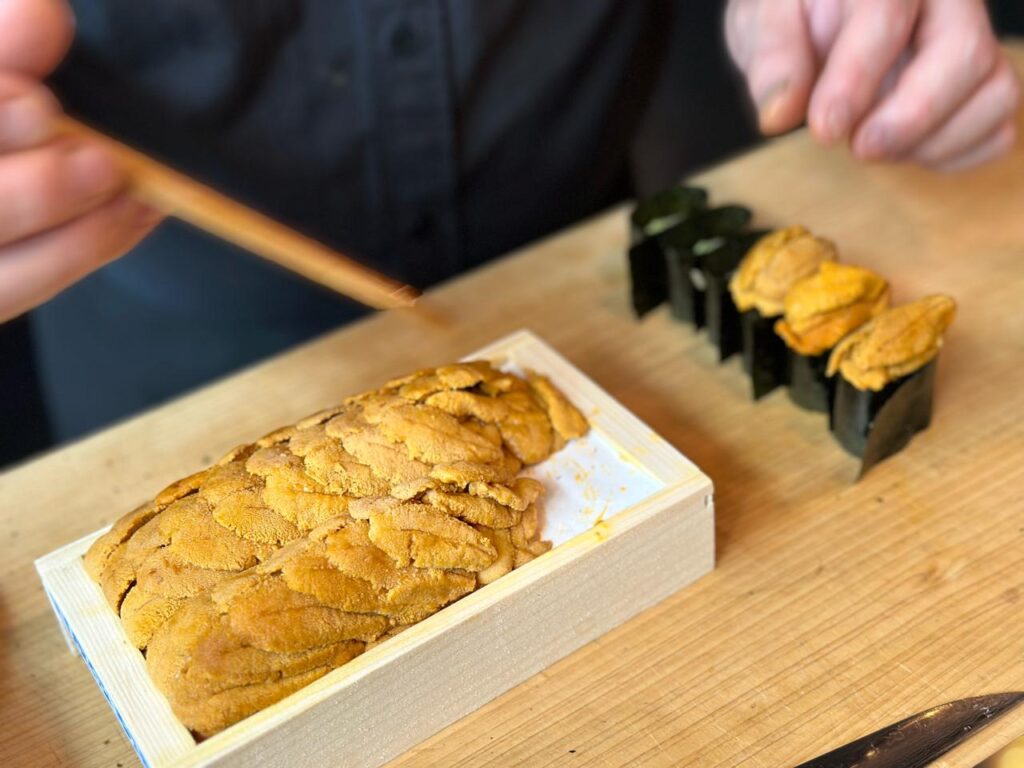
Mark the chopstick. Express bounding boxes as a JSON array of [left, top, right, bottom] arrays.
[[57, 116, 419, 311]]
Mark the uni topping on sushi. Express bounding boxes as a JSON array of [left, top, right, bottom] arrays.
[[827, 295, 957, 391], [775, 262, 890, 356], [729, 225, 838, 317]]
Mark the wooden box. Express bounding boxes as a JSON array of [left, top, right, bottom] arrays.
[[36, 330, 714, 768]]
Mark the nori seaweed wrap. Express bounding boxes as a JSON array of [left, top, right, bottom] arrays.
[[788, 351, 833, 413], [740, 309, 790, 399], [775, 263, 890, 413], [729, 226, 837, 400], [702, 229, 771, 362], [658, 205, 752, 327], [832, 360, 936, 472], [827, 295, 957, 476], [628, 237, 668, 318], [628, 185, 708, 317]]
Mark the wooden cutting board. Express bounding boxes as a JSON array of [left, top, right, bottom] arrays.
[[2, 43, 1024, 768]]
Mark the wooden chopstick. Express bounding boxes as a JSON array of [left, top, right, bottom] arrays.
[[57, 116, 419, 311]]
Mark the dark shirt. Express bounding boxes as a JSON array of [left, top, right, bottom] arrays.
[[30, 0, 752, 441], [55, 1, 668, 284]]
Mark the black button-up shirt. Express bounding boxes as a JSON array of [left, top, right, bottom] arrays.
[[55, 1, 669, 285], [33, 0, 752, 440]]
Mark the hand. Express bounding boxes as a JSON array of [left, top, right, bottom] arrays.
[[0, 0, 162, 323], [726, 0, 1021, 172]]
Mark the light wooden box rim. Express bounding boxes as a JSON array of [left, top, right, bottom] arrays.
[[36, 329, 713, 768]]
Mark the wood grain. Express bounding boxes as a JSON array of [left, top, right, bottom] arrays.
[[4, 46, 1024, 768], [58, 117, 418, 311]]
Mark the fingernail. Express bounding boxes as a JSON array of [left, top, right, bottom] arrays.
[[857, 124, 890, 159], [131, 201, 163, 229], [756, 80, 789, 129], [66, 143, 122, 204], [0, 93, 55, 146], [114, 194, 162, 229]]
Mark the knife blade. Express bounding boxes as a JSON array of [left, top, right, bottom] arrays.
[[796, 692, 1024, 768]]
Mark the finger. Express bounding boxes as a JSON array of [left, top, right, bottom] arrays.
[[807, 0, 921, 145], [729, 0, 818, 135], [725, 0, 756, 70], [0, 193, 162, 322], [909, 56, 1020, 166], [0, 0, 75, 77], [0, 73, 61, 150], [929, 121, 1017, 173], [802, 0, 845, 60], [0, 139, 123, 247], [852, 0, 1000, 160]]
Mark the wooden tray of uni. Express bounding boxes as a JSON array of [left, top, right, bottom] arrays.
[[35, 330, 714, 768]]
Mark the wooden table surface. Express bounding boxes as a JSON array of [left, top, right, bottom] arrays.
[[6, 54, 1024, 768]]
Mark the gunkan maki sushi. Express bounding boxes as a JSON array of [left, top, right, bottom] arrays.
[[701, 229, 771, 362], [658, 204, 752, 328], [827, 295, 957, 475], [729, 226, 837, 399], [775, 262, 890, 413], [628, 185, 708, 317]]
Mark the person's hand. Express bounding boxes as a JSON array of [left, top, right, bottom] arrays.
[[726, 0, 1021, 172], [0, 0, 162, 323]]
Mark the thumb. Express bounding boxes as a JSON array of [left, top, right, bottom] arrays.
[[727, 0, 818, 135], [0, 0, 75, 78]]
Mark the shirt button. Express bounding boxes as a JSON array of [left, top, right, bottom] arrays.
[[390, 22, 420, 58], [328, 68, 350, 88], [326, 56, 351, 88]]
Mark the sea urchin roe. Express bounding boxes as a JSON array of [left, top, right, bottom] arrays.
[[775, 262, 890, 356], [729, 225, 838, 317], [826, 295, 957, 391], [85, 361, 589, 737]]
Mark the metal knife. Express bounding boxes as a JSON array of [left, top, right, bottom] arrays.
[[796, 692, 1024, 768]]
